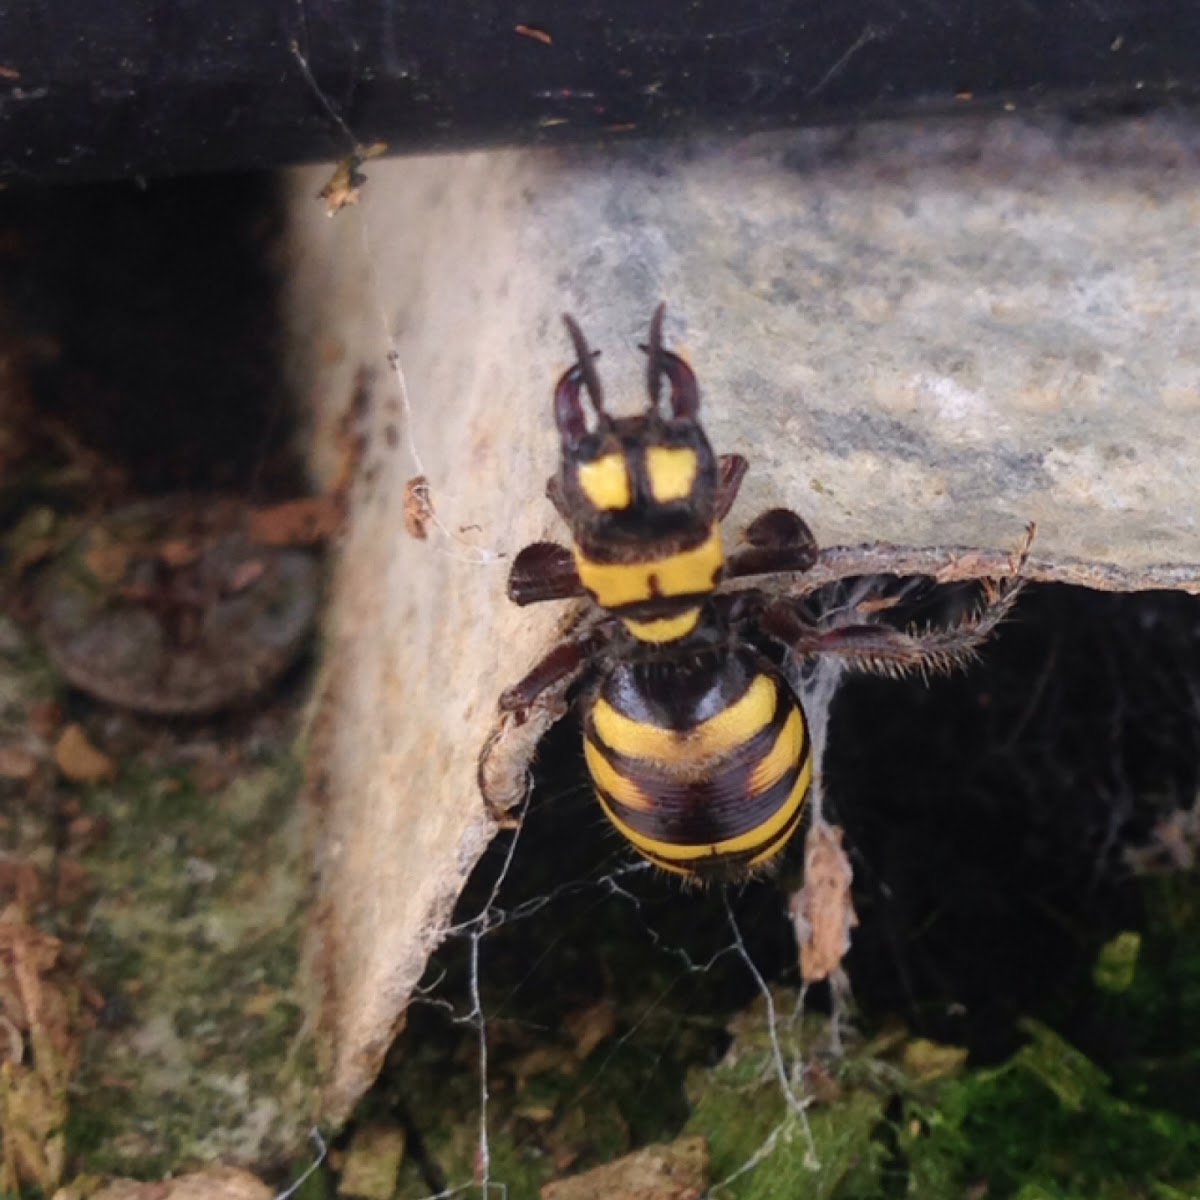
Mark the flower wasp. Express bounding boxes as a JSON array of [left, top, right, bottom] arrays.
[[490, 306, 1023, 881]]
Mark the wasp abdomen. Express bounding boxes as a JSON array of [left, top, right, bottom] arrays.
[[582, 649, 812, 879]]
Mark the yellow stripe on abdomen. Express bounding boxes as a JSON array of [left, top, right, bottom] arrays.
[[584, 737, 653, 812], [591, 674, 777, 766], [574, 527, 723, 610], [595, 752, 812, 868], [748, 707, 804, 795]]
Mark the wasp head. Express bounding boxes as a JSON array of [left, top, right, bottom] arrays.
[[552, 306, 719, 546]]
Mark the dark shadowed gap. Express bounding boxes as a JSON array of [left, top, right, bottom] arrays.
[[381, 583, 1200, 1188]]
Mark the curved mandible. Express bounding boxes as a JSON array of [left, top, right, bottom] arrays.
[[555, 313, 607, 445], [639, 304, 700, 420]]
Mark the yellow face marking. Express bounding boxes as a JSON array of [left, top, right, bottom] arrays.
[[621, 608, 701, 644], [574, 527, 723, 609], [576, 453, 631, 511], [645, 446, 699, 503], [748, 707, 804, 795], [584, 738, 653, 812], [596, 754, 812, 867], [592, 674, 776, 766]]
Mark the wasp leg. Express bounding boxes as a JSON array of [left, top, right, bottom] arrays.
[[760, 577, 1023, 678], [507, 541, 586, 605], [714, 454, 749, 521], [726, 508, 819, 580], [499, 627, 608, 714]]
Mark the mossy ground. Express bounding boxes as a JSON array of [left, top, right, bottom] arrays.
[[66, 744, 319, 1176], [0, 616, 321, 1182], [0, 175, 320, 1192]]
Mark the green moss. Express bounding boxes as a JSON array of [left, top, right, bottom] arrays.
[[682, 998, 889, 1200], [1093, 931, 1141, 995], [67, 743, 318, 1176], [902, 1024, 1200, 1198]]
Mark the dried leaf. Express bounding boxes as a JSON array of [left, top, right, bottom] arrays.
[[338, 1124, 407, 1200], [1, 1062, 66, 1193], [541, 1135, 709, 1200], [564, 1000, 616, 1061], [82, 539, 132, 587], [319, 143, 389, 215], [901, 1037, 969, 1083], [0, 1015, 22, 1065], [241, 986, 280, 1018], [0, 901, 73, 1194], [512, 1045, 578, 1086], [54, 724, 118, 784], [91, 1166, 273, 1200], [789, 821, 859, 984], [158, 538, 202, 569], [0, 746, 38, 780], [0, 863, 41, 911], [249, 496, 340, 547], [54, 858, 93, 907], [402, 475, 433, 540]]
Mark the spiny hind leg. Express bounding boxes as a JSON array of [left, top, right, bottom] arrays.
[[760, 527, 1032, 678], [762, 589, 1017, 678]]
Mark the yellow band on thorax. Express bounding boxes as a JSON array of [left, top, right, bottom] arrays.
[[574, 526, 723, 610], [621, 608, 701, 644]]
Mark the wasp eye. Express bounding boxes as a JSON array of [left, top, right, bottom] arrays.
[[645, 447, 699, 503], [576, 453, 632, 511]]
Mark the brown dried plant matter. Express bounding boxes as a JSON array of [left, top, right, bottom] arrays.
[[317, 142, 389, 216], [541, 1135, 709, 1200], [789, 822, 860, 985], [0, 896, 82, 1195], [401, 475, 434, 541], [89, 1167, 273, 1200]]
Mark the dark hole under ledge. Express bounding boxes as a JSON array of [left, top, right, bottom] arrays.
[[366, 582, 1200, 1197]]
